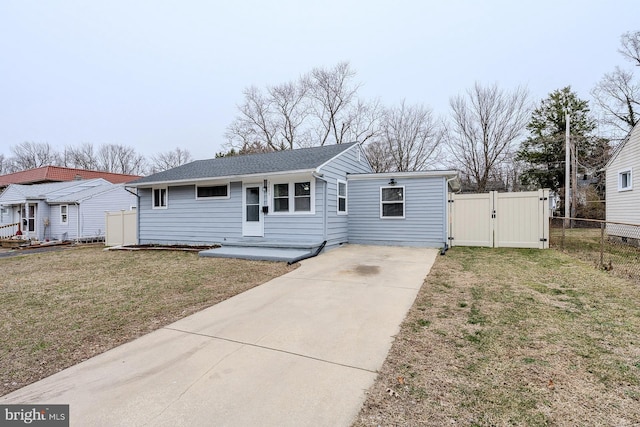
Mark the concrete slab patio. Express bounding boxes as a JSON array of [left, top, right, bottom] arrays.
[[0, 244, 438, 426]]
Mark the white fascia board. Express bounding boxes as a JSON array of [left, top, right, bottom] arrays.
[[128, 169, 317, 188], [347, 170, 459, 180]]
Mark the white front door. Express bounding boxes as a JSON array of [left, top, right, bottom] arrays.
[[242, 184, 263, 237]]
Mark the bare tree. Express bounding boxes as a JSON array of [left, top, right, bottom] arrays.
[[343, 98, 383, 145], [226, 78, 310, 152], [97, 144, 147, 175], [270, 81, 312, 149], [591, 67, 639, 135], [371, 101, 443, 172], [620, 31, 640, 66], [225, 62, 380, 151], [10, 142, 61, 170], [150, 147, 193, 173], [0, 154, 16, 174], [309, 62, 360, 145], [364, 139, 393, 173], [63, 143, 99, 170], [592, 32, 640, 139], [447, 83, 530, 192]]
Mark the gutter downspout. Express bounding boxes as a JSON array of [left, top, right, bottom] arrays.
[[312, 171, 329, 242], [287, 240, 327, 265], [75, 202, 80, 243], [125, 187, 140, 244]]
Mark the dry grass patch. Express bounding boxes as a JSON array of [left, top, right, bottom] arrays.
[[0, 245, 295, 396], [354, 247, 640, 426]]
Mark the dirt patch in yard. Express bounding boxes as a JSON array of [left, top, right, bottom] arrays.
[[0, 245, 295, 397], [354, 247, 640, 426]]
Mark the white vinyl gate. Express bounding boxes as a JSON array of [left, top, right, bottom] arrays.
[[448, 190, 550, 249], [105, 210, 137, 246]]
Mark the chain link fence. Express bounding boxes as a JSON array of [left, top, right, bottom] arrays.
[[550, 217, 640, 283]]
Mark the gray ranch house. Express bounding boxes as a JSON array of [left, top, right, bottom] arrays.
[[127, 143, 459, 251], [605, 122, 640, 241], [0, 179, 137, 241]]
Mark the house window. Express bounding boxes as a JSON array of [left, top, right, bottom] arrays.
[[294, 182, 311, 212], [619, 169, 632, 191], [273, 183, 289, 212], [381, 186, 405, 218], [196, 184, 229, 199], [272, 180, 314, 214], [153, 188, 167, 209], [60, 205, 68, 224], [337, 180, 347, 214]]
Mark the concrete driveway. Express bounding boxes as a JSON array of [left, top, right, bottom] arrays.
[[1, 244, 437, 426]]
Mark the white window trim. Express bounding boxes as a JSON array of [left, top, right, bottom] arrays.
[[269, 176, 315, 215], [337, 179, 347, 215], [60, 205, 68, 225], [380, 185, 405, 219], [152, 187, 168, 209], [618, 168, 632, 192], [195, 183, 230, 200]]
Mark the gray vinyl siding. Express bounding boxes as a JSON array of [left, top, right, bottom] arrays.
[[317, 144, 373, 246], [49, 204, 77, 241], [606, 125, 640, 231], [79, 187, 136, 239], [137, 145, 372, 246], [46, 187, 136, 240], [138, 182, 243, 245], [347, 176, 447, 247], [263, 179, 324, 243]]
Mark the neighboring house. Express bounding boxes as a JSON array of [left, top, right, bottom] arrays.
[[0, 179, 136, 241], [128, 143, 460, 248], [0, 166, 140, 192], [605, 122, 640, 239]]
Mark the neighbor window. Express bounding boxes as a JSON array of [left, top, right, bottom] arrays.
[[381, 186, 405, 218], [337, 180, 347, 214], [60, 205, 68, 224], [272, 180, 314, 214], [619, 169, 632, 191], [153, 188, 167, 208], [196, 184, 229, 199]]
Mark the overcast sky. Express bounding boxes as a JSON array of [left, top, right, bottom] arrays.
[[1, 0, 638, 161]]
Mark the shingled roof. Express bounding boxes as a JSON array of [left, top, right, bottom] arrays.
[[0, 166, 141, 187], [129, 143, 360, 186]]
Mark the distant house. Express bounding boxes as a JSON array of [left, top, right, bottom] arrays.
[[0, 179, 136, 241], [0, 166, 140, 192], [605, 122, 640, 239], [128, 143, 460, 249]]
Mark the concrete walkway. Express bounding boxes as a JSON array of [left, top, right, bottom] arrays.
[[1, 244, 438, 426]]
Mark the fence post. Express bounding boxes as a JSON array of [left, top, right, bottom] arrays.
[[561, 218, 566, 251], [600, 222, 605, 269], [121, 210, 125, 247]]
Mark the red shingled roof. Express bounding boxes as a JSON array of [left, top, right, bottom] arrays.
[[0, 166, 141, 187]]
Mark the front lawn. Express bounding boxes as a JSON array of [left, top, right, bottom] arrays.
[[0, 246, 294, 396], [355, 247, 640, 426]]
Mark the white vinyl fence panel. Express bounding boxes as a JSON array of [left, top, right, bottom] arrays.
[[105, 210, 137, 246], [449, 190, 549, 249]]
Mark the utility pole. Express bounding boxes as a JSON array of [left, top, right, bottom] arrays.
[[565, 109, 571, 222]]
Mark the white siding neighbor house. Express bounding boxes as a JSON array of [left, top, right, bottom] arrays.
[[605, 123, 640, 239], [127, 143, 460, 250], [0, 179, 136, 241]]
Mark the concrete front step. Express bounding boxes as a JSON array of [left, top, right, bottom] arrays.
[[199, 246, 314, 262], [217, 238, 324, 250]]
